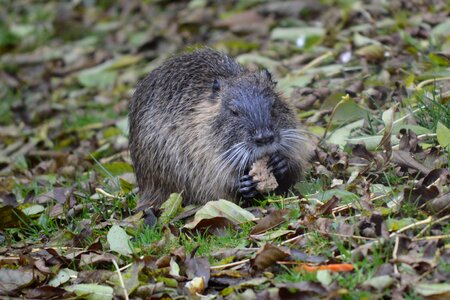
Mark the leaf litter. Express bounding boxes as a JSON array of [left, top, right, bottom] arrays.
[[0, 0, 449, 299]]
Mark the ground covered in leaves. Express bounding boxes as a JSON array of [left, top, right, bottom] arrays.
[[1, 0, 449, 299]]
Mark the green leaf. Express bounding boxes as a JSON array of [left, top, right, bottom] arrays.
[[431, 18, 450, 40], [78, 70, 117, 88], [316, 270, 332, 286], [95, 162, 134, 177], [110, 263, 142, 296], [314, 189, 359, 204], [436, 122, 450, 148], [356, 44, 385, 62], [326, 119, 364, 146], [107, 225, 133, 256], [65, 284, 114, 300], [119, 177, 134, 193], [270, 27, 325, 43], [415, 283, 450, 297], [346, 135, 400, 150], [159, 193, 183, 225], [184, 199, 255, 229], [362, 275, 395, 290], [278, 74, 314, 95], [236, 53, 285, 75], [107, 55, 142, 70], [386, 218, 417, 231], [49, 268, 78, 287], [21, 204, 45, 216], [330, 100, 369, 125]]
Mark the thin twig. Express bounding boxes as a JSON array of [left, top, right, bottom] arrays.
[[393, 235, 399, 274], [294, 51, 333, 75], [96, 187, 120, 199], [280, 233, 312, 245], [413, 234, 450, 241], [119, 262, 133, 272], [416, 77, 450, 90], [112, 259, 129, 300], [318, 231, 377, 241], [415, 215, 450, 238], [210, 259, 249, 270], [390, 216, 433, 237]]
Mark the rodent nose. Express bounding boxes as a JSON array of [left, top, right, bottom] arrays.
[[254, 131, 275, 146]]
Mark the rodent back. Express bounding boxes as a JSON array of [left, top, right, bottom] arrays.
[[134, 49, 245, 114]]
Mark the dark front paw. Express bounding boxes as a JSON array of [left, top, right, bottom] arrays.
[[268, 153, 289, 178], [239, 174, 259, 199]]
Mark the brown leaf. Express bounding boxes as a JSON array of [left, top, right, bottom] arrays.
[[0, 268, 35, 296], [316, 196, 340, 216], [405, 185, 439, 206], [185, 257, 210, 288], [134, 283, 165, 298], [289, 249, 327, 264], [23, 286, 68, 299], [75, 270, 115, 284], [0, 205, 31, 229], [250, 244, 290, 271], [356, 44, 385, 63], [392, 150, 430, 174], [36, 187, 75, 205], [171, 246, 186, 263], [398, 129, 419, 153], [352, 143, 376, 161], [250, 208, 290, 235], [357, 213, 389, 239], [277, 281, 327, 298], [211, 248, 255, 261], [394, 254, 436, 274], [79, 253, 117, 267], [184, 216, 237, 235], [426, 192, 450, 214], [421, 168, 449, 186], [215, 10, 270, 35]]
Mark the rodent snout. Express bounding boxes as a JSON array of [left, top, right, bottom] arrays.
[[254, 130, 275, 146]]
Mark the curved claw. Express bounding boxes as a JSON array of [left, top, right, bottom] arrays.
[[268, 153, 289, 177], [238, 174, 259, 199]]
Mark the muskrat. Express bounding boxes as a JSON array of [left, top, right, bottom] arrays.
[[129, 48, 309, 212]]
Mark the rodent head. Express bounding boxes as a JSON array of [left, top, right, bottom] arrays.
[[210, 70, 303, 173]]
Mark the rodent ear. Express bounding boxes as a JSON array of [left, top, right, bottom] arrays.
[[262, 69, 276, 85], [212, 79, 221, 93]]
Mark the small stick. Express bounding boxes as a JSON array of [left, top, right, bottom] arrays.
[[415, 215, 450, 238], [295, 51, 334, 75], [317, 231, 377, 241], [96, 188, 120, 199], [112, 259, 129, 300], [413, 234, 450, 241], [119, 262, 133, 272], [416, 77, 450, 90], [210, 259, 249, 270], [281, 233, 311, 245], [389, 216, 433, 237], [392, 235, 399, 274]]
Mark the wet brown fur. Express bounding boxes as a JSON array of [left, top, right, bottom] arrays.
[[129, 48, 309, 210]]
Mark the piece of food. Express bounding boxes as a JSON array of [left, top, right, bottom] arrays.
[[249, 156, 278, 193]]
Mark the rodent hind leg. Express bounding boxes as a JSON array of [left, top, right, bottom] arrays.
[[238, 174, 259, 199]]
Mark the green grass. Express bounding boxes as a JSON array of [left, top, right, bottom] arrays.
[[132, 221, 253, 259], [275, 264, 317, 283], [414, 88, 450, 131]]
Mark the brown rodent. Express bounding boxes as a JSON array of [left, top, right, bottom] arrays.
[[129, 48, 309, 211]]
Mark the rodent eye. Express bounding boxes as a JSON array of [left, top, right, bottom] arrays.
[[229, 106, 239, 116]]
